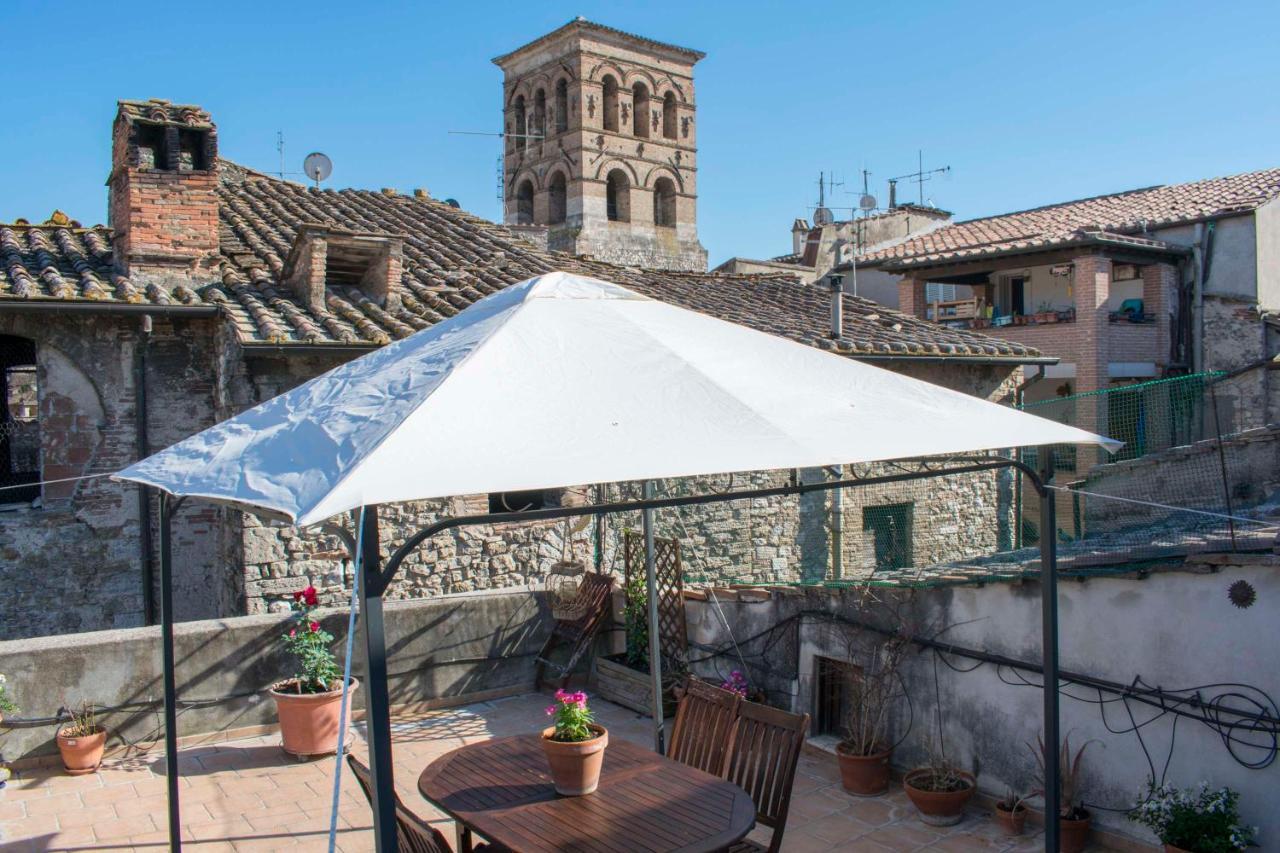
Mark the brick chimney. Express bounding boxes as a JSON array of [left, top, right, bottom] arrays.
[[108, 99, 221, 284]]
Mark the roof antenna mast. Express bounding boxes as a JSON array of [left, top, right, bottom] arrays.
[[888, 150, 950, 208]]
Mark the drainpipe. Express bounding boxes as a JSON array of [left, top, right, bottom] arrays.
[[828, 275, 844, 339], [1013, 366, 1046, 550], [1192, 222, 1216, 374], [135, 315, 155, 625]]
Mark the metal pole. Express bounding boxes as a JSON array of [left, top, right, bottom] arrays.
[[643, 481, 664, 753], [1037, 448, 1061, 853], [358, 505, 398, 853], [158, 492, 182, 851]]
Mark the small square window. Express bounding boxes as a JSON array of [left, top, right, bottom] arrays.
[[862, 503, 913, 571]]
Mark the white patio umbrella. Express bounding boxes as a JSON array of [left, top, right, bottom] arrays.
[[115, 270, 1115, 853], [117, 271, 1116, 524]]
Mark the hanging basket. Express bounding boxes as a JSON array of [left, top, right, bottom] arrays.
[[547, 560, 588, 620]]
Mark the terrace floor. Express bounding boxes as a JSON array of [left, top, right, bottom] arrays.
[[0, 692, 1111, 852]]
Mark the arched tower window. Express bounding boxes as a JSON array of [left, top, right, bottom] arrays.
[[532, 89, 546, 148], [515, 179, 534, 224], [662, 92, 678, 140], [512, 95, 527, 152], [606, 170, 630, 222], [653, 177, 677, 227], [632, 83, 650, 138], [602, 76, 619, 132], [1, 334, 39, 502], [554, 79, 569, 134], [548, 172, 567, 224]]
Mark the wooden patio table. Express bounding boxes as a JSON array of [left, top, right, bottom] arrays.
[[418, 734, 756, 852]]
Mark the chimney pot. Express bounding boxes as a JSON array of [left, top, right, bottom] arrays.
[[381, 187, 397, 197], [413, 188, 429, 198], [828, 275, 844, 339]]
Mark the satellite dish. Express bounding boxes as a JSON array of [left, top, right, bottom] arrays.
[[302, 152, 333, 185], [813, 206, 835, 226], [859, 193, 877, 212]]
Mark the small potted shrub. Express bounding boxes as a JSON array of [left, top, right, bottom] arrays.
[[1030, 734, 1098, 853], [56, 701, 107, 775], [0, 673, 16, 724], [903, 754, 975, 826], [1129, 780, 1256, 852], [994, 785, 1029, 836], [541, 689, 608, 796], [268, 586, 357, 757]]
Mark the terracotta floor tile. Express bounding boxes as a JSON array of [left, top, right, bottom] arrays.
[[52, 803, 118, 829], [93, 813, 158, 840]]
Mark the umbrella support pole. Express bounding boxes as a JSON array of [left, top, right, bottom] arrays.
[[642, 481, 664, 753], [1037, 448, 1061, 853], [358, 505, 399, 853], [159, 492, 183, 852]]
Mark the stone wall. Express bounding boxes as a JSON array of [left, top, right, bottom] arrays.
[[684, 555, 1280, 848], [0, 313, 227, 640], [0, 589, 549, 761]]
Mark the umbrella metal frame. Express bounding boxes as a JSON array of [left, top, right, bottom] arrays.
[[155, 451, 1065, 853]]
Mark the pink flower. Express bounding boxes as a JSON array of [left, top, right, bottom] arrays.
[[309, 621, 320, 633], [554, 689, 571, 702], [546, 705, 557, 715], [288, 628, 297, 637]]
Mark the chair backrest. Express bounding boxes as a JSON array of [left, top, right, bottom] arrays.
[[667, 676, 741, 776], [555, 572, 614, 640], [347, 754, 453, 853], [723, 701, 809, 853]]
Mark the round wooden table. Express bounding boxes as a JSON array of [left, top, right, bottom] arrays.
[[419, 734, 756, 852]]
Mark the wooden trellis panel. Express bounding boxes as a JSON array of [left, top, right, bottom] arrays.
[[623, 529, 687, 664]]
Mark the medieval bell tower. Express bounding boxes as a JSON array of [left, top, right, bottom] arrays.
[[493, 18, 708, 271]]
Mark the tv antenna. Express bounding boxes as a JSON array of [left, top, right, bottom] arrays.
[[302, 152, 333, 189], [856, 168, 877, 215], [277, 132, 285, 179], [812, 171, 837, 225], [449, 129, 545, 219], [888, 150, 950, 207]]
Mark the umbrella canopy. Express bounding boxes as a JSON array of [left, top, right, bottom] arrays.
[[115, 271, 1118, 526]]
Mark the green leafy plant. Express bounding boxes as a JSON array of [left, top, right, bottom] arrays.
[[997, 784, 1028, 813], [622, 572, 649, 670], [281, 586, 340, 694], [59, 701, 101, 737], [0, 673, 16, 714], [545, 689, 597, 743], [1129, 780, 1255, 852]]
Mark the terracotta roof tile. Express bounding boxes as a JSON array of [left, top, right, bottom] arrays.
[[861, 167, 1280, 268], [0, 162, 1042, 361]]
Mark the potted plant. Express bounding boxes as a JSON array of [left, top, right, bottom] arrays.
[[834, 623, 912, 797], [1030, 733, 1098, 853], [1129, 780, 1256, 852], [0, 673, 16, 724], [994, 785, 1029, 836], [903, 755, 976, 826], [56, 701, 107, 775], [595, 569, 682, 716], [541, 689, 608, 796], [268, 585, 357, 757]]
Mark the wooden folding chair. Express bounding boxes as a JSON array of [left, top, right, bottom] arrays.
[[534, 571, 614, 689], [347, 753, 459, 853], [667, 676, 741, 776], [721, 701, 810, 853]]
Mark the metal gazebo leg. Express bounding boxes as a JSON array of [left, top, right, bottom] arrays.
[[159, 491, 182, 851], [643, 481, 664, 753], [358, 505, 398, 853], [1037, 448, 1061, 853]]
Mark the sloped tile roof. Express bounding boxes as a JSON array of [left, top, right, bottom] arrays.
[[861, 167, 1280, 269], [0, 162, 1042, 361]]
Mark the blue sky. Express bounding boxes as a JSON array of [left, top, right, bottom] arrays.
[[2, 1, 1277, 266]]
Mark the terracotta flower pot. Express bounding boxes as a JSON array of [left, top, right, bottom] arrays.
[[1059, 810, 1092, 853], [541, 724, 608, 796], [903, 768, 975, 826], [57, 727, 107, 775], [836, 744, 892, 796], [994, 803, 1026, 836], [269, 678, 358, 757]]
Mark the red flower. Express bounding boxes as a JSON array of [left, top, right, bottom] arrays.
[[288, 628, 297, 637], [309, 621, 320, 633], [302, 586, 318, 606], [293, 590, 303, 601]]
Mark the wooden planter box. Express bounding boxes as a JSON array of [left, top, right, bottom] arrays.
[[593, 655, 676, 717]]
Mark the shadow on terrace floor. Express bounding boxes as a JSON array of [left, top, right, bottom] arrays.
[[0, 692, 1112, 852]]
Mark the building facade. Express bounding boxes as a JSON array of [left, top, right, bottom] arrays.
[[493, 19, 708, 271]]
